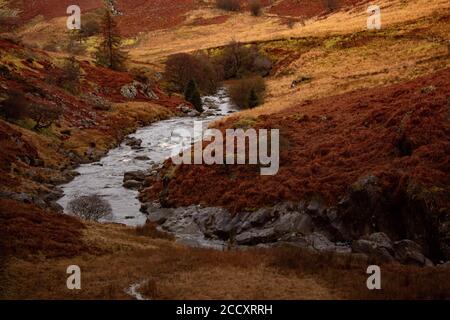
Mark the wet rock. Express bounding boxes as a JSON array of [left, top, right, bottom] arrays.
[[352, 234, 395, 263], [143, 202, 174, 224], [365, 232, 394, 253], [272, 212, 313, 235], [134, 156, 150, 161], [187, 110, 200, 117], [238, 207, 275, 232], [161, 206, 202, 235], [123, 170, 146, 182], [194, 207, 233, 239], [177, 104, 191, 114], [306, 198, 327, 217], [393, 240, 433, 266], [124, 137, 142, 148], [123, 180, 142, 190], [305, 232, 350, 253], [147, 208, 174, 224], [235, 227, 278, 245], [202, 110, 216, 117]]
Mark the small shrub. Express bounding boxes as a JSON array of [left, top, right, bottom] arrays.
[[216, 0, 241, 12], [28, 103, 62, 130], [218, 41, 272, 79], [228, 76, 265, 109], [0, 91, 28, 121], [164, 53, 219, 94], [67, 194, 112, 221], [250, 0, 262, 17], [286, 18, 295, 29], [184, 79, 203, 112], [324, 0, 339, 12], [59, 56, 82, 94], [66, 30, 86, 55]]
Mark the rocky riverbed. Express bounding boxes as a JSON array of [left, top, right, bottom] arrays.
[[57, 88, 237, 226], [54, 87, 449, 267]]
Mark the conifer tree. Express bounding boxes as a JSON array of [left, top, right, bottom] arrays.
[[248, 87, 259, 108], [94, 7, 127, 71], [184, 79, 203, 113]]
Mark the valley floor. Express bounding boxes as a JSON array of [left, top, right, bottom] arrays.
[[1, 0, 450, 300], [1, 200, 449, 300]]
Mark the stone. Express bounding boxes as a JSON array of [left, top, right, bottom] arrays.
[[123, 180, 142, 190], [121, 84, 138, 99], [147, 208, 174, 224], [306, 198, 327, 217], [134, 156, 150, 161], [193, 207, 233, 239], [187, 110, 200, 117], [238, 207, 274, 232], [123, 170, 146, 182], [305, 232, 340, 252], [273, 212, 313, 235], [235, 227, 278, 245], [437, 261, 450, 269], [161, 206, 202, 235], [393, 239, 432, 266], [352, 239, 395, 262], [365, 232, 394, 253], [124, 137, 142, 148]]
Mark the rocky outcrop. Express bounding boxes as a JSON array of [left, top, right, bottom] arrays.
[[140, 197, 437, 265], [0, 191, 63, 213], [123, 170, 146, 189], [120, 84, 138, 99], [124, 137, 142, 149]]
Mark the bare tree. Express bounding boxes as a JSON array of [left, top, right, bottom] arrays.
[[28, 104, 62, 130], [67, 195, 112, 221]]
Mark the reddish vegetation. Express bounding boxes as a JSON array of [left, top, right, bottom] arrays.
[[116, 0, 195, 36], [0, 121, 38, 172], [17, 0, 103, 21], [147, 69, 450, 213], [0, 199, 90, 259], [0, 37, 184, 196], [269, 0, 366, 18], [16, 0, 196, 36]]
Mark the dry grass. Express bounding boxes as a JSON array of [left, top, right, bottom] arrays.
[[135, 221, 175, 241], [2, 220, 449, 300], [129, 0, 450, 63]]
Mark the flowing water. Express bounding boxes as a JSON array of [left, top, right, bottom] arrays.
[[57, 88, 236, 226]]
